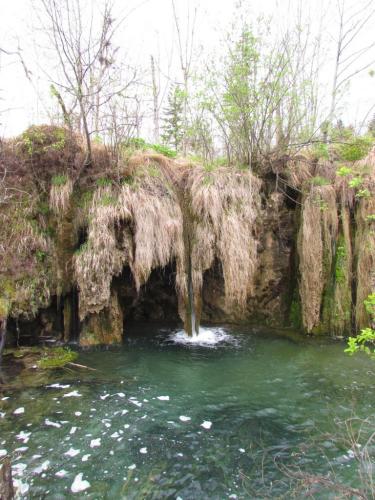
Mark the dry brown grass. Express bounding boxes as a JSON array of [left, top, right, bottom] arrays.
[[74, 156, 184, 319], [49, 177, 73, 214], [187, 166, 262, 312], [298, 185, 339, 332], [354, 158, 375, 330]]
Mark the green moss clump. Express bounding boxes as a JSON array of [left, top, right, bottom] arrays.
[[310, 176, 330, 186], [51, 174, 68, 186], [37, 347, 78, 369], [335, 242, 347, 283]]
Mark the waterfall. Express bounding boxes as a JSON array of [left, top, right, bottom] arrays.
[[187, 252, 199, 337]]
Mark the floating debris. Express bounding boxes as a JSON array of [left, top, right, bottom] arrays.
[[71, 473, 90, 493]]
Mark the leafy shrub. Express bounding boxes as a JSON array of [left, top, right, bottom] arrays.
[[338, 136, 373, 162], [337, 165, 352, 177], [151, 144, 177, 158]]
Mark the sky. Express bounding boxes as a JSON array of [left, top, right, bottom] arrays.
[[0, 0, 374, 138]]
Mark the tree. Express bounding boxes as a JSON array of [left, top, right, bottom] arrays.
[[171, 0, 197, 156], [327, 0, 375, 138], [39, 0, 127, 165], [150, 55, 160, 143], [161, 85, 184, 151]]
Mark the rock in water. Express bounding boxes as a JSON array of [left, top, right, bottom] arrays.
[[0, 458, 15, 500], [71, 473, 90, 493]]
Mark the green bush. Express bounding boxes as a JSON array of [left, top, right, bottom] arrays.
[[151, 143, 177, 158], [338, 136, 373, 162]]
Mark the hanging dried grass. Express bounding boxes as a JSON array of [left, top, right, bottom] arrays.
[[187, 167, 261, 312], [298, 185, 339, 332], [49, 177, 73, 214]]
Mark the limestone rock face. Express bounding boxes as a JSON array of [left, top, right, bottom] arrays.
[[80, 291, 123, 347]]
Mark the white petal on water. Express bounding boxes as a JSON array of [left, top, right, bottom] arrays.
[[128, 464, 136, 470], [13, 479, 29, 495], [74, 411, 82, 416], [124, 424, 130, 429], [12, 463, 27, 477], [82, 454, 90, 462], [70, 427, 77, 435], [14, 407, 25, 415], [179, 416, 191, 422], [110, 432, 119, 438], [45, 419, 61, 428], [47, 383, 70, 389], [129, 400, 142, 407], [157, 396, 170, 401], [14, 447, 28, 453], [117, 437, 123, 442], [177, 453, 183, 457], [71, 473, 90, 493], [239, 448, 245, 453], [34, 460, 50, 474], [121, 410, 128, 416], [16, 431, 31, 443], [56, 470, 68, 478], [63, 391, 82, 398], [201, 421, 212, 430], [100, 394, 110, 400], [140, 447, 147, 454], [0, 412, 5, 418], [90, 438, 101, 448], [117, 392, 125, 398], [1, 397, 9, 400], [0, 449, 7, 457], [64, 448, 80, 457]]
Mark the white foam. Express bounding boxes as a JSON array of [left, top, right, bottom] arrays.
[[168, 327, 238, 347], [71, 473, 90, 493], [74, 411, 82, 416], [0, 449, 7, 457], [140, 447, 147, 454], [14, 407, 25, 415], [128, 464, 136, 470], [82, 454, 90, 462]]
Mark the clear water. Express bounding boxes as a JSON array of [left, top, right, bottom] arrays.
[[1, 325, 374, 499]]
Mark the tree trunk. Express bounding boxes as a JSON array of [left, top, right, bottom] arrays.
[[0, 317, 7, 368], [0, 458, 14, 500], [150, 55, 160, 143]]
